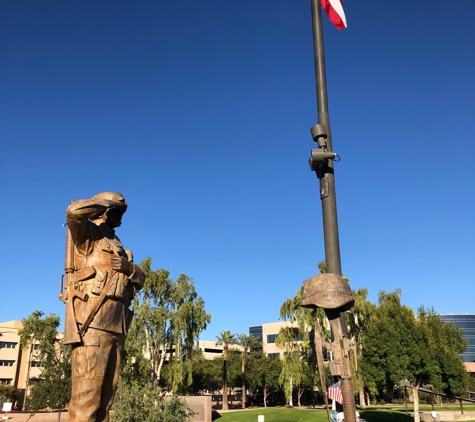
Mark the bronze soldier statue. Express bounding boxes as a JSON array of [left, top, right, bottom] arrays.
[[60, 192, 144, 422]]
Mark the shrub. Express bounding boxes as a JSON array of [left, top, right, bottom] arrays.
[[111, 381, 192, 422]]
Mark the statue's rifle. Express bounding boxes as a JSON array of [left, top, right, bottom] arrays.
[[60, 222, 87, 344]]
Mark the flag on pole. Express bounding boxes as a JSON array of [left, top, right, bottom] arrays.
[[321, 0, 347, 30], [328, 381, 344, 404]]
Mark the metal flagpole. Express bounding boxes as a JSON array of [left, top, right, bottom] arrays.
[[308, 1, 357, 421]]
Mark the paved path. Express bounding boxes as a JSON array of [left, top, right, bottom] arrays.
[[2, 412, 68, 422]]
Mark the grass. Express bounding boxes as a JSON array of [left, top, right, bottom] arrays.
[[212, 407, 475, 422], [213, 408, 412, 422]]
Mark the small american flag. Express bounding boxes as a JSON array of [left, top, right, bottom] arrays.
[[328, 382, 343, 404]]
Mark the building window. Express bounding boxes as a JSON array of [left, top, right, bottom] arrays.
[[0, 342, 17, 349], [31, 361, 43, 368], [203, 348, 222, 354], [0, 379, 12, 384], [442, 314, 475, 362], [249, 326, 263, 342], [267, 334, 278, 344], [0, 360, 14, 367], [267, 353, 280, 358], [31, 344, 40, 351]]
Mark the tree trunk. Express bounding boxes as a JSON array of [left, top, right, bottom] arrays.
[[436, 394, 442, 406], [353, 340, 366, 409], [23, 338, 35, 411], [298, 387, 304, 407], [241, 350, 246, 409], [365, 391, 370, 407], [412, 385, 420, 422], [264, 387, 268, 408], [222, 346, 229, 410], [288, 376, 293, 407], [156, 343, 168, 385], [358, 376, 366, 409], [146, 324, 155, 383]]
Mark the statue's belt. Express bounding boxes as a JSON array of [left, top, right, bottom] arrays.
[[78, 268, 119, 337], [67, 264, 112, 285]]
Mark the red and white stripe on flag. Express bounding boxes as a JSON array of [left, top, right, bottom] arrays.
[[321, 0, 347, 30], [328, 382, 344, 404]]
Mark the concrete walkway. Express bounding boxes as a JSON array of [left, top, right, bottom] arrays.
[[1, 412, 67, 422]]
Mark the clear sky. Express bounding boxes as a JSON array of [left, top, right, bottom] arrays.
[[1, 0, 474, 341]]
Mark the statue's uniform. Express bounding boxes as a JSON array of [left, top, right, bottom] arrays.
[[64, 196, 144, 422]]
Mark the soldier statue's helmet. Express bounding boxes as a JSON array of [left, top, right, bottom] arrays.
[[91, 192, 128, 219], [300, 273, 354, 312]]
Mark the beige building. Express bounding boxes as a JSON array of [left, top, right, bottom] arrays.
[[250, 320, 305, 358], [464, 362, 475, 373], [195, 340, 242, 360], [0, 321, 44, 391], [195, 323, 296, 360]]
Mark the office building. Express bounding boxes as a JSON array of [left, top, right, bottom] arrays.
[[249, 321, 303, 358], [441, 314, 475, 372], [0, 320, 43, 391]]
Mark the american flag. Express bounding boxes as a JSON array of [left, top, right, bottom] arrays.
[[321, 0, 347, 30], [328, 382, 343, 404]]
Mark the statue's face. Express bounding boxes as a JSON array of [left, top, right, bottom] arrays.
[[105, 207, 124, 228]]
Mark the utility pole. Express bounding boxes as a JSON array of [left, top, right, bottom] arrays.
[[301, 1, 357, 422]]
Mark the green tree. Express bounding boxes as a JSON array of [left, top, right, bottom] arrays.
[[278, 282, 323, 407], [418, 306, 468, 399], [362, 290, 426, 412], [246, 353, 283, 407], [19, 311, 71, 421], [345, 288, 376, 408], [111, 380, 192, 422], [216, 329, 236, 410], [27, 344, 71, 421], [0, 384, 20, 408], [275, 331, 308, 407], [187, 350, 221, 395], [235, 333, 261, 409], [128, 258, 211, 391], [361, 290, 468, 422], [226, 349, 245, 397]]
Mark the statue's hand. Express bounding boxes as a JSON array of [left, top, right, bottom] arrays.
[[111, 256, 134, 276]]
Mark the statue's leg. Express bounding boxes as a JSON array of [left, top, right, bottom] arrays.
[[69, 329, 116, 422], [96, 333, 125, 422], [68, 330, 102, 422]]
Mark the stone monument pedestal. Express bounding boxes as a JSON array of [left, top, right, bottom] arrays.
[[184, 396, 212, 422]]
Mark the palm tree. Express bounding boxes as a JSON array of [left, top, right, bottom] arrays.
[[216, 330, 236, 410], [236, 333, 261, 409]]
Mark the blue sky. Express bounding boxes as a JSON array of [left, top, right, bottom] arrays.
[[1, 0, 474, 341]]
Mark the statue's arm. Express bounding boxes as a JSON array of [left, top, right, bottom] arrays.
[[129, 264, 145, 290], [66, 197, 123, 254], [110, 246, 145, 290], [110, 255, 145, 290]]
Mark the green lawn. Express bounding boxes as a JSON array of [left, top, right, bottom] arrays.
[[213, 408, 411, 422], [212, 407, 475, 422]]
